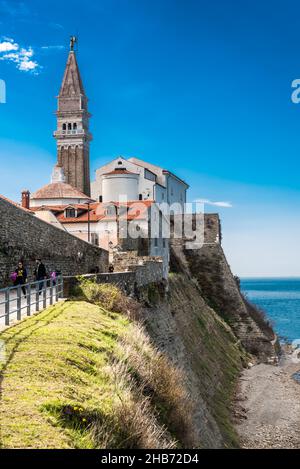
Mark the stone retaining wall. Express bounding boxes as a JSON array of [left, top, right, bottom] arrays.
[[0, 196, 109, 287]]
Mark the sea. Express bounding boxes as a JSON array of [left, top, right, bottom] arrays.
[[241, 278, 300, 344]]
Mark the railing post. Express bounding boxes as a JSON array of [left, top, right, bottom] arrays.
[[50, 279, 53, 305], [36, 282, 40, 311], [17, 285, 21, 321], [5, 289, 9, 326], [60, 277, 63, 299], [27, 283, 31, 316], [55, 278, 59, 302], [43, 280, 47, 309]]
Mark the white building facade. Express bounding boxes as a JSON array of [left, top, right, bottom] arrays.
[[91, 156, 189, 212]]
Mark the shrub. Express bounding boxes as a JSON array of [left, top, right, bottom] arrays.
[[76, 279, 141, 321]]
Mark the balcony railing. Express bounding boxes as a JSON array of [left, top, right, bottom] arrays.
[[53, 129, 85, 136]]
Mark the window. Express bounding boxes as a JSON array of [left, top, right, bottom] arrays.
[[62, 123, 66, 131], [99, 195, 103, 203], [73, 123, 77, 130], [91, 233, 99, 246], [139, 194, 143, 200], [65, 208, 76, 218], [163, 239, 166, 248], [154, 238, 158, 247], [144, 168, 156, 182], [68, 123, 72, 130]]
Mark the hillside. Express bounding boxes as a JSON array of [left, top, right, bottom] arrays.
[[0, 286, 196, 449], [170, 215, 279, 362], [0, 268, 278, 449]]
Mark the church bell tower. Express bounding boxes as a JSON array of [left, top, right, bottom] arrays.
[[54, 37, 92, 196]]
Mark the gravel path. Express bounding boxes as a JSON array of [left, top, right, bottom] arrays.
[[235, 355, 300, 448]]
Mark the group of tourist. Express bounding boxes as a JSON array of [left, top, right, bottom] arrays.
[[11, 259, 53, 297]]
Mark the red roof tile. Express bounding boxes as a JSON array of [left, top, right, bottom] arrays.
[[103, 169, 139, 176], [31, 182, 91, 200], [30, 200, 154, 224]]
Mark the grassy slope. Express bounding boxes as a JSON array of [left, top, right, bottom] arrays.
[[0, 289, 194, 449], [168, 275, 244, 446], [0, 301, 130, 448], [142, 274, 245, 448]]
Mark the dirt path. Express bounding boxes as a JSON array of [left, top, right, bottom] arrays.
[[235, 355, 300, 448]]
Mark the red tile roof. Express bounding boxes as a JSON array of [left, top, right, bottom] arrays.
[[103, 169, 139, 176], [30, 200, 154, 224], [31, 182, 91, 200]]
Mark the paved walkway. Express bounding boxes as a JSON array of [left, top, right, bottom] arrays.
[[0, 286, 57, 330]]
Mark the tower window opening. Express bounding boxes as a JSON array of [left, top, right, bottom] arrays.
[[73, 123, 77, 130], [62, 123, 66, 131], [68, 123, 72, 130]]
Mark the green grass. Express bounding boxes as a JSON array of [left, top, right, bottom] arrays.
[[0, 300, 131, 448], [0, 284, 194, 449]]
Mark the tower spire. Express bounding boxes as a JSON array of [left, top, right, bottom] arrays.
[[53, 39, 92, 196]]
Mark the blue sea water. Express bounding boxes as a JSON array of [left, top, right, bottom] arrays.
[[240, 278, 300, 343]]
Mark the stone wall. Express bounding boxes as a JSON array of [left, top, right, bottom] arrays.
[[170, 213, 221, 245], [63, 259, 164, 297], [113, 251, 162, 271], [169, 214, 278, 363], [0, 196, 109, 287]]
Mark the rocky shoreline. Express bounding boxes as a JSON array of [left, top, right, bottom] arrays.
[[234, 350, 300, 449]]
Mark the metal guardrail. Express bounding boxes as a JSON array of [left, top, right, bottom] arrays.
[[0, 276, 64, 327]]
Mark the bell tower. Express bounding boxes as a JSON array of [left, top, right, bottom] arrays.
[[54, 37, 92, 196]]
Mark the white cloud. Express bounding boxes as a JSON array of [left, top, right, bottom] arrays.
[[0, 40, 19, 52], [41, 45, 64, 50], [195, 198, 233, 208], [0, 37, 40, 74]]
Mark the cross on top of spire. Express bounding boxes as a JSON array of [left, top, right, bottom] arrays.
[[70, 36, 77, 51]]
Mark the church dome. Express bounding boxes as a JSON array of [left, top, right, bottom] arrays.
[[30, 182, 93, 208], [31, 182, 90, 200]]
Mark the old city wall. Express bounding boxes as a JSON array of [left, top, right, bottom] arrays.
[[0, 197, 109, 286]]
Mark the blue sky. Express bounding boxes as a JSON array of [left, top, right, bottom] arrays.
[[1, 0, 300, 276]]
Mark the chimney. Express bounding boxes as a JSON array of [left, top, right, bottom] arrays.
[[21, 190, 30, 209]]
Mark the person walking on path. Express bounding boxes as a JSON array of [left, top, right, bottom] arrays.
[[13, 261, 28, 297], [34, 259, 47, 294]]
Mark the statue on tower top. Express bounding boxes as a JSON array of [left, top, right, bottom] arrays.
[[70, 36, 77, 51]]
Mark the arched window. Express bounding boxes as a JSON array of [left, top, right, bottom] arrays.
[[62, 123, 66, 131], [73, 123, 77, 130], [68, 123, 72, 130]]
